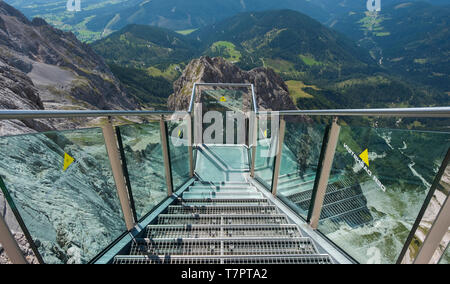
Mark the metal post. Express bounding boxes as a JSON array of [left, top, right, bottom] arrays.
[[398, 148, 450, 264], [271, 116, 286, 196], [102, 117, 135, 231], [250, 114, 258, 178], [187, 114, 194, 178], [160, 116, 174, 196], [0, 214, 27, 264], [414, 194, 450, 264], [413, 157, 450, 264], [309, 117, 341, 229]]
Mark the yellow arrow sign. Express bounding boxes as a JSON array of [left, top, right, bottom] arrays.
[[63, 153, 75, 171], [359, 149, 369, 167], [264, 129, 268, 138], [220, 96, 227, 102]]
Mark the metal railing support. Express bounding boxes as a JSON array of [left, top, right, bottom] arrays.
[[250, 114, 258, 178], [413, 153, 450, 264], [308, 117, 341, 229], [102, 117, 135, 231], [271, 116, 286, 196], [414, 194, 450, 264], [398, 148, 450, 264], [160, 116, 174, 196], [187, 114, 194, 178], [0, 214, 27, 264]]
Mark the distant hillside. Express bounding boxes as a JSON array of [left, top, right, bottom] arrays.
[[92, 24, 197, 69], [192, 10, 376, 80], [5, 0, 328, 42], [331, 1, 450, 93], [91, 24, 199, 108], [92, 9, 447, 111]]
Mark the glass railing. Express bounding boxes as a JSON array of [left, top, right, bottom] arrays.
[[167, 118, 191, 189], [0, 111, 191, 264], [0, 128, 126, 264], [116, 122, 167, 221], [253, 114, 277, 188], [275, 121, 327, 219], [256, 112, 450, 264], [191, 83, 255, 145], [439, 244, 450, 264], [317, 126, 450, 264]]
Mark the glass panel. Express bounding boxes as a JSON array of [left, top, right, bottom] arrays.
[[0, 128, 126, 264], [118, 123, 167, 221], [276, 121, 327, 218], [317, 126, 450, 264], [254, 115, 278, 188], [167, 119, 191, 189], [195, 85, 252, 145], [195, 145, 248, 182], [439, 243, 450, 264]]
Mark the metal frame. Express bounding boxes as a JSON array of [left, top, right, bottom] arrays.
[[0, 213, 27, 264], [115, 127, 138, 222], [102, 117, 135, 231], [271, 116, 286, 196], [397, 148, 450, 264], [308, 117, 341, 229], [0, 105, 449, 264], [414, 193, 450, 264], [187, 114, 194, 178], [0, 175, 44, 264], [160, 116, 174, 196]]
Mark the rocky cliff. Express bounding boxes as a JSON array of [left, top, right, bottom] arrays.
[[168, 56, 297, 111], [0, 1, 138, 120]]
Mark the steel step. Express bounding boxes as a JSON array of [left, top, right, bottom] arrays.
[[189, 185, 255, 190], [157, 214, 288, 225], [182, 192, 263, 199], [113, 254, 333, 264], [167, 205, 278, 215], [146, 224, 302, 239], [188, 187, 257, 193], [182, 198, 269, 206], [128, 238, 318, 256]]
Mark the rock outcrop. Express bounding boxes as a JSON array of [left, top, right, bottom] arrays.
[[168, 56, 297, 111], [0, 1, 138, 116]]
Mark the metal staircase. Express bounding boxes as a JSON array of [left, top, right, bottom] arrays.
[[112, 181, 333, 264]]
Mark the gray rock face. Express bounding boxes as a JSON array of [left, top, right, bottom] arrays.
[[168, 56, 297, 111], [0, 1, 138, 111]]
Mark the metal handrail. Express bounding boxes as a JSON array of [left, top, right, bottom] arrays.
[[1, 106, 449, 121], [0, 110, 185, 120], [257, 107, 450, 117]]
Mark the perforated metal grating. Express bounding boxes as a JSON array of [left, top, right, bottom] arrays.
[[129, 238, 318, 256], [168, 205, 278, 215], [113, 255, 333, 264], [113, 181, 334, 264], [157, 214, 289, 225], [146, 224, 302, 239]]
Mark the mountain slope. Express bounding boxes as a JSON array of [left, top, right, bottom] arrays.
[[0, 1, 138, 113], [192, 9, 376, 80], [5, 0, 329, 42], [92, 24, 197, 69], [331, 1, 450, 92]]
